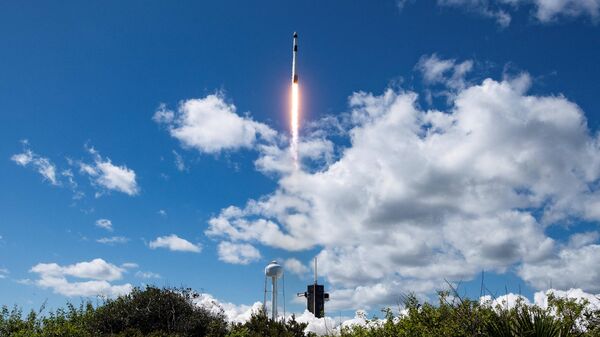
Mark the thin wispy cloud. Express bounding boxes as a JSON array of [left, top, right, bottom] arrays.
[[97, 236, 129, 244], [11, 142, 59, 186]]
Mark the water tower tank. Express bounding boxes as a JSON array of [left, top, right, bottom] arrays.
[[265, 260, 283, 278]]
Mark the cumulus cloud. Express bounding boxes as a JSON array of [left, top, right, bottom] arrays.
[[154, 94, 277, 153], [284, 258, 310, 277], [480, 293, 531, 309], [201, 59, 600, 309], [0, 268, 9, 279], [149, 234, 202, 253], [217, 241, 261, 265], [480, 288, 600, 313], [11, 143, 59, 185], [29, 258, 131, 297], [95, 218, 113, 231], [533, 288, 600, 310], [79, 146, 139, 196], [193, 292, 264, 323], [518, 243, 600, 291]]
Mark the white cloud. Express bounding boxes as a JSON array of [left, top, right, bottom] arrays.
[[479, 288, 600, 314], [154, 93, 277, 153], [135, 271, 161, 279], [518, 243, 600, 292], [217, 241, 261, 265], [79, 147, 139, 196], [158, 209, 168, 217], [152, 103, 175, 124], [11, 146, 59, 185], [532, 0, 600, 22], [95, 219, 113, 231], [567, 231, 599, 248], [31, 258, 124, 281], [204, 61, 600, 309], [480, 293, 531, 309], [284, 258, 310, 277], [149, 234, 201, 253], [97, 236, 129, 244], [435, 0, 600, 25], [11, 151, 33, 166], [533, 288, 600, 310], [416, 54, 473, 91], [29, 258, 131, 297], [193, 292, 263, 323], [0, 268, 9, 279]]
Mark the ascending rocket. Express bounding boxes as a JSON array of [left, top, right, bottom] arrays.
[[292, 32, 298, 83]]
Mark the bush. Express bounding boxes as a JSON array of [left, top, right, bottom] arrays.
[[88, 286, 228, 337], [2, 286, 599, 336]]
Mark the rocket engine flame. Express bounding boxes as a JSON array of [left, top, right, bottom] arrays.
[[291, 82, 299, 166]]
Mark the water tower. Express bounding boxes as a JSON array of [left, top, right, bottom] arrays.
[[264, 260, 284, 320]]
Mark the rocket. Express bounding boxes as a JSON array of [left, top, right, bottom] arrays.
[[292, 32, 298, 83]]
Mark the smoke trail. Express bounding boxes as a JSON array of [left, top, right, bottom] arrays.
[[291, 82, 299, 167]]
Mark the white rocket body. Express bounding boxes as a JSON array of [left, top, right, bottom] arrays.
[[292, 32, 298, 83]]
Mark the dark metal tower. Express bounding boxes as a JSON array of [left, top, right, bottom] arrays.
[[297, 258, 329, 318]]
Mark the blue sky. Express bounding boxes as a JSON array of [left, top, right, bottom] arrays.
[[2, 0, 600, 319]]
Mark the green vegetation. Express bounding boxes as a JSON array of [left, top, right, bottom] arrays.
[[1, 287, 598, 336]]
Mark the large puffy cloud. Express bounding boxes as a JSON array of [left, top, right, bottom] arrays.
[[154, 94, 276, 153], [200, 61, 600, 310], [29, 258, 132, 297], [519, 243, 600, 292]]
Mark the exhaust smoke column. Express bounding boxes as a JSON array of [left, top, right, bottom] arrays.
[[290, 32, 300, 167]]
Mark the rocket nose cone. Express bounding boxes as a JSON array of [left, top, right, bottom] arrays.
[[293, 32, 298, 38]]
